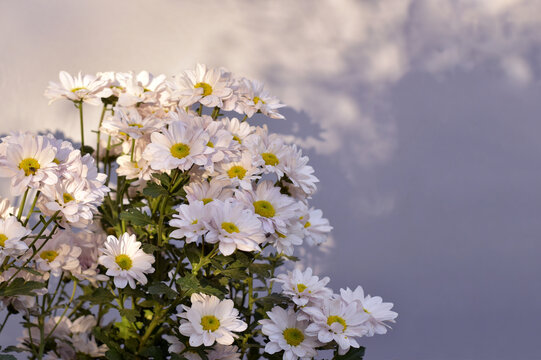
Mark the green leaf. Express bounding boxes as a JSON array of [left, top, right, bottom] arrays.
[[249, 263, 273, 278], [335, 347, 366, 359], [0, 355, 17, 360], [254, 294, 289, 308], [148, 282, 177, 300], [105, 349, 124, 360], [143, 182, 169, 197], [119, 308, 140, 322], [0, 278, 46, 297], [114, 316, 139, 340], [176, 274, 200, 296], [119, 208, 154, 226]]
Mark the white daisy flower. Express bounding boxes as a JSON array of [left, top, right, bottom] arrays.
[[184, 179, 233, 205], [205, 199, 265, 256], [169, 201, 209, 244], [269, 222, 304, 256], [178, 293, 247, 347], [260, 306, 318, 360], [162, 335, 186, 355], [116, 153, 153, 186], [142, 120, 211, 171], [0, 133, 59, 195], [303, 298, 369, 354], [101, 106, 164, 140], [235, 180, 298, 234], [203, 121, 241, 171], [67, 227, 108, 285], [300, 207, 332, 246], [282, 145, 319, 197], [245, 130, 289, 177], [221, 117, 254, 145], [275, 267, 332, 307], [215, 152, 262, 191], [172, 63, 234, 108], [207, 344, 241, 360], [235, 78, 286, 120], [0, 216, 30, 261], [339, 286, 398, 336], [98, 233, 155, 289], [45, 71, 112, 105], [116, 71, 167, 107], [35, 232, 82, 279]]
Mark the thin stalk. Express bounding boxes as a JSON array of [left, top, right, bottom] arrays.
[[43, 280, 78, 345], [17, 187, 30, 220], [0, 311, 11, 333], [130, 138, 136, 162], [78, 101, 85, 150]]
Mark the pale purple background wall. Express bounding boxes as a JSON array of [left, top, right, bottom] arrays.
[[1, 1, 541, 359]]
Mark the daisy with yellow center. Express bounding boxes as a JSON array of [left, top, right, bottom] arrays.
[[275, 267, 332, 307], [98, 233, 155, 289], [169, 201, 208, 244], [216, 152, 262, 191], [259, 306, 318, 360], [101, 106, 164, 140], [236, 78, 286, 119], [44, 70, 112, 105], [0, 216, 30, 262], [184, 179, 233, 205], [35, 231, 83, 279], [178, 293, 247, 347]]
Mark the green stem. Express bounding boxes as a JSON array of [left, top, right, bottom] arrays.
[[23, 190, 40, 226], [17, 187, 30, 221], [42, 280, 78, 347], [0, 311, 10, 334], [78, 101, 85, 150], [96, 104, 108, 165], [137, 305, 164, 354], [241, 115, 248, 122], [211, 106, 220, 119], [130, 138, 136, 162]]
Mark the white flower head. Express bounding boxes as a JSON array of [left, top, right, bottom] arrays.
[[303, 297, 370, 354], [184, 178, 233, 205], [235, 180, 298, 234], [0, 216, 30, 261], [215, 151, 262, 190], [236, 78, 286, 120], [169, 201, 209, 244], [205, 199, 265, 256], [35, 230, 82, 279], [101, 106, 165, 140], [282, 145, 319, 198], [143, 120, 212, 171], [221, 117, 254, 145], [98, 233, 155, 289], [268, 222, 304, 256], [45, 71, 112, 105], [116, 71, 167, 107], [178, 293, 247, 347], [340, 286, 398, 336], [301, 207, 332, 246], [275, 267, 332, 307], [0, 133, 59, 195], [260, 306, 319, 360], [172, 63, 234, 108]]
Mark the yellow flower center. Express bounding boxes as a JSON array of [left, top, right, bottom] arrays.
[[19, 158, 41, 176], [0, 234, 7, 247], [221, 222, 240, 234], [253, 200, 275, 218], [170, 143, 190, 159], [327, 315, 347, 331], [232, 135, 242, 144], [40, 250, 59, 263], [70, 87, 87, 92], [297, 283, 308, 293], [227, 165, 247, 179], [115, 254, 133, 270], [363, 308, 371, 314], [128, 123, 143, 128], [53, 158, 60, 165], [304, 221, 311, 228], [202, 198, 213, 205], [253, 96, 266, 105], [62, 193, 74, 203], [191, 219, 198, 225], [194, 82, 213, 96], [261, 152, 279, 166], [207, 141, 214, 148], [276, 231, 286, 238], [282, 328, 304, 346], [200, 315, 220, 331]]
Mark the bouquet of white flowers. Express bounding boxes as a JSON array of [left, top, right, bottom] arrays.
[[0, 64, 397, 360]]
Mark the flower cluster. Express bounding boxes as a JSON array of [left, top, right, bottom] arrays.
[[0, 64, 397, 360]]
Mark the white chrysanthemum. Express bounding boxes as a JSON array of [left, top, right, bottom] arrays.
[[235, 180, 298, 234], [35, 231, 82, 279], [116, 153, 153, 186], [260, 306, 318, 360], [184, 179, 233, 205], [0, 216, 30, 261], [98, 233, 155, 289], [169, 201, 209, 244], [45, 71, 112, 105], [246, 130, 289, 177], [205, 199, 265, 256], [269, 222, 304, 256], [339, 286, 398, 336], [207, 344, 241, 360], [0, 134, 59, 195], [39, 178, 99, 228], [116, 71, 167, 106], [235, 78, 286, 120], [203, 121, 240, 171], [67, 227, 108, 285], [275, 268, 332, 307], [221, 117, 254, 145], [282, 145, 318, 197], [143, 120, 211, 171], [303, 298, 369, 354], [215, 152, 262, 190], [172, 63, 234, 108], [19, 316, 73, 357], [101, 106, 164, 140], [70, 315, 108, 357], [301, 207, 332, 246], [178, 293, 247, 347]]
